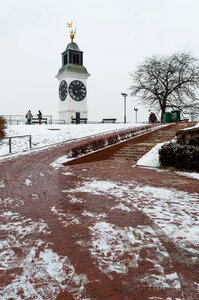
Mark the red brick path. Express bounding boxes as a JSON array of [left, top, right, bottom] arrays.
[[0, 137, 199, 299]]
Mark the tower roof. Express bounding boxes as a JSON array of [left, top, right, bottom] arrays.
[[66, 42, 81, 51], [57, 63, 89, 76]]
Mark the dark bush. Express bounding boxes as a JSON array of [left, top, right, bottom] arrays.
[[188, 138, 199, 146], [159, 142, 199, 171], [0, 116, 6, 140], [106, 134, 119, 145], [176, 127, 199, 146]]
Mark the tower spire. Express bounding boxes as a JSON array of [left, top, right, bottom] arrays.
[[66, 21, 76, 42]]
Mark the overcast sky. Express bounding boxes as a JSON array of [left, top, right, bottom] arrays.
[[1, 0, 199, 122]]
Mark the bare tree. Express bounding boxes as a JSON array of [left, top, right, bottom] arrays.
[[129, 52, 199, 122]]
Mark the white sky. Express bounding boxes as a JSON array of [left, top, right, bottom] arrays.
[[1, 0, 199, 122]]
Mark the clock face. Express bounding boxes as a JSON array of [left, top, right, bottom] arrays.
[[59, 80, 68, 101], [69, 80, 87, 101]]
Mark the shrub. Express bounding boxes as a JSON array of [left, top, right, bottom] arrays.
[[176, 127, 199, 146], [0, 116, 6, 140], [159, 142, 199, 171]]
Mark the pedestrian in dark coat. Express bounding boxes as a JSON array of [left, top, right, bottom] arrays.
[[37, 110, 42, 124], [149, 112, 157, 123]]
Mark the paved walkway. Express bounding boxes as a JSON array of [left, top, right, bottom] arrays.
[[0, 139, 199, 300]]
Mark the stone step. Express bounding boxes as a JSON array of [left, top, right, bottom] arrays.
[[114, 150, 152, 156], [115, 145, 154, 151], [147, 136, 175, 140], [123, 144, 155, 149]]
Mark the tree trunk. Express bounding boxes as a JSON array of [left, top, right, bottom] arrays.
[[161, 107, 166, 123]]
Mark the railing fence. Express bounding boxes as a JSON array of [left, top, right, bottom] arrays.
[[3, 135, 32, 153], [3, 115, 53, 125]]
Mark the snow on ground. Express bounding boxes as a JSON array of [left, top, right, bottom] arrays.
[[0, 208, 89, 300], [66, 179, 199, 285], [137, 142, 165, 168], [174, 171, 199, 180], [51, 206, 80, 227], [89, 222, 180, 287], [68, 179, 199, 255]]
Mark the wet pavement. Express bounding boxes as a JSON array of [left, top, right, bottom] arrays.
[[0, 140, 199, 300]]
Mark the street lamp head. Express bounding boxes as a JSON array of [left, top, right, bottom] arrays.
[[121, 93, 127, 97], [134, 108, 138, 123]]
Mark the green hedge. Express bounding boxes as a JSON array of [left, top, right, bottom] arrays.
[[159, 142, 199, 171]]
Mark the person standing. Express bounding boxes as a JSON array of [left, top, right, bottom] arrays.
[[149, 111, 157, 123], [37, 110, 42, 124], [25, 110, 33, 124]]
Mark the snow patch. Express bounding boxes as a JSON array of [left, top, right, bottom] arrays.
[[111, 203, 131, 212], [32, 193, 39, 200], [89, 221, 180, 288], [50, 155, 68, 169], [82, 210, 107, 219], [0, 197, 24, 207], [0, 180, 5, 187], [0, 211, 89, 299], [25, 178, 32, 186], [51, 206, 80, 227], [69, 180, 129, 197], [73, 179, 199, 256], [69, 196, 84, 204], [137, 142, 165, 168], [175, 171, 199, 180], [62, 171, 73, 176]]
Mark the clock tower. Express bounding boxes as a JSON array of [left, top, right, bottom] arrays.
[[55, 23, 90, 123]]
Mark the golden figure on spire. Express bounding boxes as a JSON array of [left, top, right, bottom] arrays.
[[66, 21, 76, 42]]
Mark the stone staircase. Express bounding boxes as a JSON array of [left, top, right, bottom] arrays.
[[113, 142, 154, 163], [111, 123, 194, 163]]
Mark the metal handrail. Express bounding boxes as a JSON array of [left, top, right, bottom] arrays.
[[3, 135, 32, 153]]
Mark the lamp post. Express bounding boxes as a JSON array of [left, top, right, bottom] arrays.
[[134, 108, 138, 123], [121, 93, 127, 123]]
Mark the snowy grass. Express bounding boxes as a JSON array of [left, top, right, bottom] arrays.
[[0, 123, 141, 156]]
